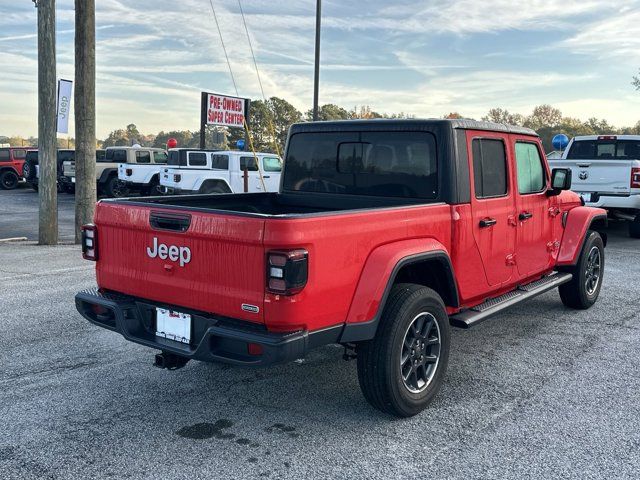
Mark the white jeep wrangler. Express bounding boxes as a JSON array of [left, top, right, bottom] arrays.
[[160, 149, 282, 195]]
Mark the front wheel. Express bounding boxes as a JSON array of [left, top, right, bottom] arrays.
[[356, 284, 450, 417], [559, 230, 604, 309], [0, 170, 19, 190]]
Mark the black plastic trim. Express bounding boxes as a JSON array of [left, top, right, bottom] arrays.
[[339, 250, 459, 343], [75, 288, 343, 367]]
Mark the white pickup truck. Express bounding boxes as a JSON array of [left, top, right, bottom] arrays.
[[160, 149, 282, 195], [118, 150, 169, 195], [549, 135, 640, 237]]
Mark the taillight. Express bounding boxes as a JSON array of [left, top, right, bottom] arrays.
[[267, 249, 308, 295], [632, 168, 640, 189], [174, 174, 181, 182], [81, 224, 98, 261], [597, 135, 617, 141]]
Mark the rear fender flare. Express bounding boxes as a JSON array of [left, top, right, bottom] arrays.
[[557, 206, 608, 266], [339, 238, 459, 343], [198, 178, 232, 193], [98, 168, 117, 184]]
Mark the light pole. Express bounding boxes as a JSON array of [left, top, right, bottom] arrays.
[[312, 0, 321, 121]]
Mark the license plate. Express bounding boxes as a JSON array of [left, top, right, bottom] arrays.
[[156, 308, 191, 344]]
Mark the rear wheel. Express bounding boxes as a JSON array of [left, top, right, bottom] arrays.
[[200, 183, 227, 194], [105, 175, 129, 198], [629, 215, 640, 239], [559, 230, 604, 309], [144, 177, 160, 196], [356, 284, 450, 417], [0, 170, 19, 190]]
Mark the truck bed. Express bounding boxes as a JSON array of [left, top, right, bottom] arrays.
[[108, 192, 433, 217]]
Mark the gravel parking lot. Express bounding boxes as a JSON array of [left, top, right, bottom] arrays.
[[1, 188, 639, 479]]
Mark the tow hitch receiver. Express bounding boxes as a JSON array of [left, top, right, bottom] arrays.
[[154, 352, 190, 370]]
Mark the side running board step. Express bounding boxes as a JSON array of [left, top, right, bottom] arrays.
[[449, 272, 573, 329]]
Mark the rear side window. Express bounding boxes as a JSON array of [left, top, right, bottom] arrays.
[[0, 150, 9, 161], [263, 157, 282, 172], [567, 140, 596, 159], [105, 149, 127, 162], [211, 154, 229, 170], [283, 131, 438, 198], [239, 156, 259, 172], [153, 151, 168, 164], [472, 138, 508, 198], [135, 151, 151, 164], [515, 142, 545, 194], [13, 149, 27, 159], [188, 152, 207, 167]]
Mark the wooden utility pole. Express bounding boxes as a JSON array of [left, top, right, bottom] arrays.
[[37, 0, 58, 245], [74, 0, 96, 243], [312, 0, 322, 121]]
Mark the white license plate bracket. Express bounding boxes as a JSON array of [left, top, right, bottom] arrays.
[[156, 308, 191, 344]]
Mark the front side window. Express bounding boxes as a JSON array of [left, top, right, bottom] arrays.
[[263, 157, 282, 172], [515, 142, 545, 194], [239, 156, 259, 172], [211, 154, 229, 170], [188, 152, 207, 167], [283, 131, 438, 198], [153, 151, 168, 164], [136, 151, 151, 164], [472, 138, 508, 199]]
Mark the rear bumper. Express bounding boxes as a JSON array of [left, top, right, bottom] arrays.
[[75, 288, 342, 367], [161, 186, 194, 195], [580, 192, 640, 211]]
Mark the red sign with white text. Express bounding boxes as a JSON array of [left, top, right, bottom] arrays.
[[206, 93, 247, 128]]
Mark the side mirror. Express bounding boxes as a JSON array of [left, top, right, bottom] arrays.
[[548, 168, 572, 196]]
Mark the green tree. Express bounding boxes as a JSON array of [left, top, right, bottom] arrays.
[[247, 97, 302, 155], [633, 69, 639, 90], [524, 105, 563, 131], [153, 130, 199, 149], [306, 104, 353, 121], [482, 108, 525, 126]]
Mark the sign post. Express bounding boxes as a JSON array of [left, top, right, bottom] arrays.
[[200, 91, 250, 149], [56, 79, 73, 134]]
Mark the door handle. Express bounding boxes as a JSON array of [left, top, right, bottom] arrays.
[[262, 175, 270, 179], [519, 212, 533, 221], [479, 218, 497, 228]]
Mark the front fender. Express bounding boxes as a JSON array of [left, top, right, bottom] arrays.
[[557, 206, 607, 266]]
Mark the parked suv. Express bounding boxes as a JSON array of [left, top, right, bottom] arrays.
[[64, 146, 167, 197], [76, 119, 606, 417], [548, 135, 640, 237], [0, 146, 35, 190], [160, 149, 282, 195], [23, 149, 90, 193], [117, 149, 169, 195]]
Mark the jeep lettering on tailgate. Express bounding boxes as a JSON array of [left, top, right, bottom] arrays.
[[146, 237, 191, 267]]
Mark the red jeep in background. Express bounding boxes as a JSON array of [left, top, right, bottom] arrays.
[[75, 119, 607, 417], [0, 146, 35, 189]]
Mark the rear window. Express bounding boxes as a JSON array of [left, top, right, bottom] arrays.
[[105, 149, 127, 162], [135, 151, 151, 164], [211, 154, 229, 170], [58, 150, 75, 162], [188, 152, 207, 167], [240, 156, 259, 172], [567, 139, 640, 160], [283, 131, 438, 198]]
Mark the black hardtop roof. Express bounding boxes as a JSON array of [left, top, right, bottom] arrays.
[[289, 118, 538, 137]]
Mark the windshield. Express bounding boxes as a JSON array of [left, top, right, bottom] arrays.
[[283, 131, 438, 198], [567, 139, 640, 160]]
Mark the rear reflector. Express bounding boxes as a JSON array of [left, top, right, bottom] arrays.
[[247, 343, 263, 356], [632, 168, 640, 189], [81, 224, 98, 261], [267, 249, 308, 295]]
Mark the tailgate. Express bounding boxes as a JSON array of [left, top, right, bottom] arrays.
[[94, 202, 266, 323], [551, 158, 635, 195]]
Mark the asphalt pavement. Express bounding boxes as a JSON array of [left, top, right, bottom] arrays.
[[1, 188, 639, 479]]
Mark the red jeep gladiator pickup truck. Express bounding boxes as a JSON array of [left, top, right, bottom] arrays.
[[76, 119, 607, 417]]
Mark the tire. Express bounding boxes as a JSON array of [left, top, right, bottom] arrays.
[[0, 170, 19, 190], [200, 183, 227, 194], [356, 284, 451, 417], [23, 161, 36, 181], [629, 216, 640, 239], [104, 175, 129, 198], [144, 177, 160, 196], [559, 230, 604, 310]]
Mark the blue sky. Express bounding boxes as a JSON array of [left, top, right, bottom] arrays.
[[0, 0, 639, 138]]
